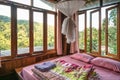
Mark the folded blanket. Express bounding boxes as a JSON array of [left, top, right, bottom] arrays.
[[32, 68, 55, 79], [32, 68, 66, 80], [34, 62, 56, 72]]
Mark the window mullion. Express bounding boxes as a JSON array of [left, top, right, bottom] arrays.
[[43, 12, 47, 53], [85, 12, 87, 52], [54, 14, 57, 51], [29, 9, 33, 54], [99, 9, 101, 56], [90, 9, 100, 55], [117, 4, 120, 59], [11, 5, 17, 58], [105, 9, 108, 56], [90, 13, 92, 53]]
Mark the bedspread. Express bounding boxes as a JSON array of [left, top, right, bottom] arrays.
[[21, 55, 120, 80]]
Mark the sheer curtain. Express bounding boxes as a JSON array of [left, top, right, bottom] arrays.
[[55, 0, 85, 43]]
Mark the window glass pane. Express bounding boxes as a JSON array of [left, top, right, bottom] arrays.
[[87, 10, 93, 52], [0, 5, 11, 57], [33, 12, 43, 52], [108, 8, 117, 55], [9, 0, 30, 5], [78, 14, 85, 50], [80, 0, 100, 11], [34, 0, 55, 11], [17, 8, 29, 54], [47, 14, 55, 50], [101, 5, 117, 56], [91, 12, 99, 52], [103, 0, 120, 6], [101, 6, 107, 56]]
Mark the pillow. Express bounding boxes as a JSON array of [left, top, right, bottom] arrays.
[[91, 57, 120, 72], [70, 53, 94, 63]]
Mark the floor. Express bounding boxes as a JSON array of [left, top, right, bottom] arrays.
[[0, 72, 18, 80]]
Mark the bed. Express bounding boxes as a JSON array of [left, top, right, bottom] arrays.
[[20, 54, 120, 80]]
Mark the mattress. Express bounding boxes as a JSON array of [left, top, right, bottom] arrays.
[[21, 55, 120, 80]]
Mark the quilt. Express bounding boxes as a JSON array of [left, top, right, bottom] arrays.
[[32, 60, 100, 80]]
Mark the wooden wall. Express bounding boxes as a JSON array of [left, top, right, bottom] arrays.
[[0, 53, 57, 76], [0, 10, 69, 77]]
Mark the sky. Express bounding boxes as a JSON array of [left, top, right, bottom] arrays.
[[10, 0, 30, 5], [9, 0, 55, 11], [0, 1, 116, 28], [78, 5, 116, 31], [79, 9, 100, 31], [0, 2, 54, 25]]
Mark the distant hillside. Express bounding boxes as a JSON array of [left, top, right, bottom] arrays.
[[0, 15, 10, 22], [0, 15, 29, 24]]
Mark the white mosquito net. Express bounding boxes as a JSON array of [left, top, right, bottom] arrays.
[[55, 0, 85, 43]]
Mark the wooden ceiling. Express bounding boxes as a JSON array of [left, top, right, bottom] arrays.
[[45, 0, 98, 4], [45, 0, 61, 3]]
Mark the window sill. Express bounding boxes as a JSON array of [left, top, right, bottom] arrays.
[[1, 50, 57, 62]]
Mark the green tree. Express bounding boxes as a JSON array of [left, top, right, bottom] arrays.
[[108, 8, 117, 26]]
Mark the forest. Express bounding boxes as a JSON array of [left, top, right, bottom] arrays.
[[79, 8, 117, 55], [0, 15, 54, 56], [0, 7, 117, 56]]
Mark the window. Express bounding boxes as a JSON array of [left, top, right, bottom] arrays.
[[78, 13, 85, 50], [33, 12, 43, 52], [86, 10, 94, 52], [0, 5, 11, 57], [90, 10, 100, 53], [101, 6, 107, 56], [80, 0, 100, 11], [103, 0, 120, 6], [9, 0, 31, 5], [47, 13, 55, 50], [17, 8, 29, 54], [0, 0, 57, 60], [101, 5, 118, 56], [79, 4, 119, 58], [106, 7, 117, 55], [33, 0, 55, 11]]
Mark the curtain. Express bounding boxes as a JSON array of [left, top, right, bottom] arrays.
[[55, 0, 85, 43], [0, 57, 1, 67], [57, 11, 63, 55], [70, 13, 79, 54]]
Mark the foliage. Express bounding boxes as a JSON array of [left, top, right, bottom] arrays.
[[108, 8, 117, 26], [79, 8, 117, 55], [0, 15, 54, 55], [0, 15, 10, 22]]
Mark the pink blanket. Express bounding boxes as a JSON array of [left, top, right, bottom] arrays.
[[21, 55, 120, 80]]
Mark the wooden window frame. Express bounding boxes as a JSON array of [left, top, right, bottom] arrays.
[[0, 1, 57, 60], [16, 7, 30, 56], [79, 4, 119, 59], [78, 11, 87, 52], [118, 3, 120, 59], [90, 9, 101, 55], [32, 10, 44, 54], [78, 3, 120, 60], [105, 5, 118, 58], [0, 4, 13, 60], [46, 12, 57, 52]]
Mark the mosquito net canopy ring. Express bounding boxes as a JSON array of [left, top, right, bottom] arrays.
[[55, 0, 85, 43]]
